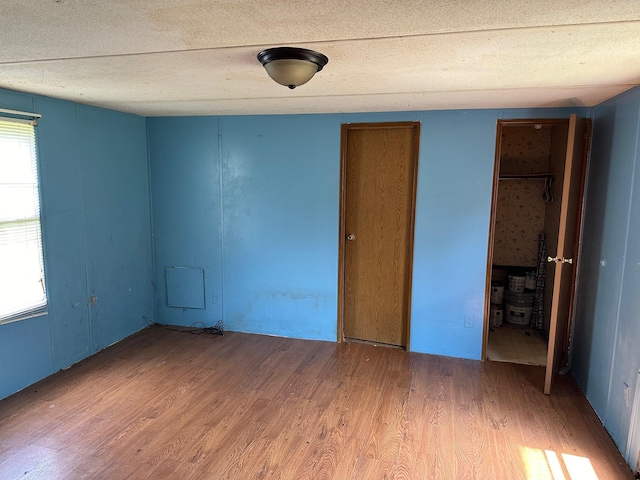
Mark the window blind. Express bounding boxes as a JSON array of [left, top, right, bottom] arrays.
[[0, 116, 47, 323]]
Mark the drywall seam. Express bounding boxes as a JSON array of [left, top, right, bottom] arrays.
[[217, 118, 226, 325], [145, 119, 157, 324], [75, 104, 93, 355]]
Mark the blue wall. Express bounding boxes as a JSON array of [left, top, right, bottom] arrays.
[[147, 117, 223, 326], [220, 115, 341, 340], [148, 107, 588, 359], [3, 80, 638, 463], [0, 84, 602, 401], [0, 89, 153, 400], [572, 86, 640, 458]]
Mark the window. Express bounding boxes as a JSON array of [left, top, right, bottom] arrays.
[[0, 115, 47, 324]]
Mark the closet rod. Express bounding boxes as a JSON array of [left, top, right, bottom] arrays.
[[499, 173, 553, 180]]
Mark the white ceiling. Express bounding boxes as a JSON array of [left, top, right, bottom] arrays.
[[1, 1, 639, 116]]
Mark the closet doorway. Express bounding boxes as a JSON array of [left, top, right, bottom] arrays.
[[483, 115, 591, 394]]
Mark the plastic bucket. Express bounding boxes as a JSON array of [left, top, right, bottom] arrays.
[[490, 304, 503, 327], [508, 275, 526, 293], [490, 282, 504, 304], [525, 271, 536, 291], [505, 304, 533, 326], [504, 290, 534, 326], [504, 290, 535, 306]]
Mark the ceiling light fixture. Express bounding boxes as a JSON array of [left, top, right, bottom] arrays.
[[257, 47, 328, 89]]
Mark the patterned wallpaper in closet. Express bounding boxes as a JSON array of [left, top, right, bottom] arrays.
[[493, 179, 546, 267], [494, 126, 551, 267], [500, 126, 551, 174]]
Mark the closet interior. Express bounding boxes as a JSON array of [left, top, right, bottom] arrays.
[[486, 120, 570, 366]]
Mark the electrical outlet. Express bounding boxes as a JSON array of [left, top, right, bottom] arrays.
[[625, 382, 630, 407], [464, 314, 474, 328]]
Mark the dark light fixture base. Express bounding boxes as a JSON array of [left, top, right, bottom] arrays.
[[257, 47, 329, 89]]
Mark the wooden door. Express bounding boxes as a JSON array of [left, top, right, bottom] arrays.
[[544, 114, 589, 394], [339, 122, 420, 347]]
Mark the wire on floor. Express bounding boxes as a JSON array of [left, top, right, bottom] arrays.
[[144, 317, 224, 336]]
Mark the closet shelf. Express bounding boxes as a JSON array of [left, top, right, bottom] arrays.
[[499, 173, 554, 180]]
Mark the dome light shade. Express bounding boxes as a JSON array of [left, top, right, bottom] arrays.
[[257, 47, 328, 89]]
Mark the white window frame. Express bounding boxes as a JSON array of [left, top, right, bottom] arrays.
[[0, 109, 47, 325]]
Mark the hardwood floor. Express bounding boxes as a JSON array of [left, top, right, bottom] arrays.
[[0, 326, 633, 479]]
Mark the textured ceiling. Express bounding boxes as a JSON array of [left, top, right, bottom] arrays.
[[1, 1, 639, 116]]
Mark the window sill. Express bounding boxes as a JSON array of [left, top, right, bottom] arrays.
[[0, 308, 48, 326]]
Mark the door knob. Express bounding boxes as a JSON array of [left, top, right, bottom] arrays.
[[346, 234, 355, 241], [548, 256, 573, 264]]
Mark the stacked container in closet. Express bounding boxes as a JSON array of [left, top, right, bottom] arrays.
[[489, 267, 506, 327], [490, 269, 536, 327], [490, 281, 505, 327], [504, 272, 536, 325]]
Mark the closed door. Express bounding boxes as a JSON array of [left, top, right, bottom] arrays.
[[339, 122, 420, 347], [544, 114, 589, 394]]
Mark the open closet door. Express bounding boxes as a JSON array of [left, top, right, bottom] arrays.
[[544, 114, 588, 395]]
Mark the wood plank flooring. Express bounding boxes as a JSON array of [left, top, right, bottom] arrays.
[[0, 326, 633, 479]]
